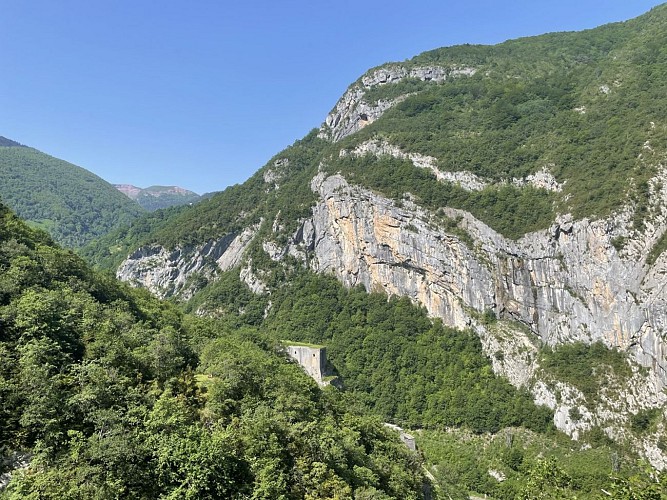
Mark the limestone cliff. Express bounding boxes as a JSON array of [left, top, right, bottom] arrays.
[[318, 65, 476, 142], [116, 224, 258, 299], [282, 171, 667, 466], [113, 30, 667, 467], [116, 165, 667, 467]]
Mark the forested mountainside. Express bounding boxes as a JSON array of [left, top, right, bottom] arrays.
[[0, 138, 144, 248], [80, 3, 667, 486], [2, 203, 663, 498], [0, 200, 432, 498], [115, 184, 202, 211]]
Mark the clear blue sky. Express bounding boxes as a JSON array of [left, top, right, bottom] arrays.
[[1, 1, 663, 194]]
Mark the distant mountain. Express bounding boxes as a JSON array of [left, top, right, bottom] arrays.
[[114, 184, 201, 211], [0, 137, 145, 248]]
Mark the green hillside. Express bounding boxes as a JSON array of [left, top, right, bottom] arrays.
[[0, 202, 429, 498], [70, 5, 667, 498], [0, 140, 145, 248]]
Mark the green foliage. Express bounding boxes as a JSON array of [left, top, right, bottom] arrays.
[[252, 271, 553, 434], [540, 341, 632, 404], [647, 230, 667, 266], [418, 427, 641, 499], [0, 145, 145, 248], [0, 202, 427, 498], [604, 462, 667, 499], [78, 204, 188, 270], [327, 153, 555, 239], [630, 409, 661, 434]]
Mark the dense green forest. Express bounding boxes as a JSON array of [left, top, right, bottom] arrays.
[[0, 142, 145, 248], [188, 268, 554, 433], [178, 263, 667, 499], [0, 202, 427, 498]]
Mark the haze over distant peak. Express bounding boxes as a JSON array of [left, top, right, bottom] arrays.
[[114, 183, 201, 211]]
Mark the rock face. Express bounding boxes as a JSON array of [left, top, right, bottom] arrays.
[[341, 139, 564, 193], [254, 171, 665, 465], [116, 225, 258, 299], [318, 65, 476, 142], [289, 173, 667, 374]]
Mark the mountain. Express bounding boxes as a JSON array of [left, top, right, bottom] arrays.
[[0, 138, 145, 248], [83, 4, 667, 496], [115, 184, 202, 211]]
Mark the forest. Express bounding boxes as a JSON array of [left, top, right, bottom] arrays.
[[0, 145, 144, 248], [0, 202, 426, 498]]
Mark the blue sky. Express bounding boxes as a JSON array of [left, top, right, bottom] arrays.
[[1, 1, 663, 194]]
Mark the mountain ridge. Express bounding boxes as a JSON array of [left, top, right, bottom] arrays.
[[114, 183, 202, 211]]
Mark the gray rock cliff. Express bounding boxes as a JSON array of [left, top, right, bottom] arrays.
[[318, 65, 476, 142]]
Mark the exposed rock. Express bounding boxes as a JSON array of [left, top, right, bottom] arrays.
[[488, 469, 506, 482], [254, 171, 667, 465], [263, 158, 290, 190], [319, 65, 476, 142], [116, 224, 259, 299], [296, 172, 667, 370], [342, 139, 563, 192], [341, 139, 488, 191], [512, 165, 563, 192], [0, 452, 31, 491], [114, 184, 201, 211], [319, 88, 404, 142], [240, 261, 268, 295]]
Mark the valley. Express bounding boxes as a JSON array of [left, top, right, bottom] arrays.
[[3, 3, 667, 498]]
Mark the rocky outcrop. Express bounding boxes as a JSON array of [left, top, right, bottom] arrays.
[[318, 65, 476, 142], [341, 139, 489, 191], [512, 165, 563, 192], [0, 452, 31, 491], [292, 173, 667, 369], [252, 171, 667, 464], [116, 224, 259, 299], [342, 139, 564, 192]]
